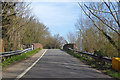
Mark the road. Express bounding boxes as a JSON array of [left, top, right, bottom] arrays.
[[22, 49, 111, 78], [3, 49, 111, 79]]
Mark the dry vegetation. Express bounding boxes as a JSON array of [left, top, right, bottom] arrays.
[[1, 1, 65, 51], [67, 1, 120, 58]]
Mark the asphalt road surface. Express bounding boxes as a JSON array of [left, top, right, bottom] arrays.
[[20, 49, 111, 78]]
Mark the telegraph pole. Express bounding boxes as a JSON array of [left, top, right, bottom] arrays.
[[80, 2, 83, 51]]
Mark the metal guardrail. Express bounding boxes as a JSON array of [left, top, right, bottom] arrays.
[[0, 48, 32, 59], [68, 48, 112, 63]]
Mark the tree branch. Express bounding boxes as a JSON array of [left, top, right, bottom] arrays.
[[84, 4, 120, 36], [104, 1, 120, 28], [78, 2, 119, 52]]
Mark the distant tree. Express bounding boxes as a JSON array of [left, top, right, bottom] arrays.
[[67, 32, 77, 44], [44, 34, 65, 49]]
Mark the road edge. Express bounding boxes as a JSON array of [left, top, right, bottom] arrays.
[[15, 49, 47, 80]]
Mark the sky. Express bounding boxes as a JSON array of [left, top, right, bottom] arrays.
[[30, 2, 82, 39]]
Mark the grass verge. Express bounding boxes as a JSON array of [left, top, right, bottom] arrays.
[[2, 48, 41, 67], [65, 50, 120, 79]]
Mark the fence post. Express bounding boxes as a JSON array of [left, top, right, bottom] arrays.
[[31, 45, 34, 50]]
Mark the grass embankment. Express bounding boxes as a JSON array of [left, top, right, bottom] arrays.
[[65, 50, 120, 79], [2, 48, 41, 67]]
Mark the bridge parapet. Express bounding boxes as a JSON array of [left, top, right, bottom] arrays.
[[63, 44, 76, 50]]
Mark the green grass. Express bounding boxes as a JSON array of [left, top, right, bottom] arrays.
[[2, 48, 41, 67], [105, 70, 120, 79], [65, 50, 120, 79]]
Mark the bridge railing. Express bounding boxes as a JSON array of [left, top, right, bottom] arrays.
[[0, 47, 33, 60], [68, 48, 112, 63]]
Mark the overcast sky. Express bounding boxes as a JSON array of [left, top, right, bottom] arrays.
[[30, 2, 82, 39]]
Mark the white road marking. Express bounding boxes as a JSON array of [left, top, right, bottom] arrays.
[[15, 49, 47, 80]]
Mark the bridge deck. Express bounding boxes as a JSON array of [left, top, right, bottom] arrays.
[[3, 49, 111, 79]]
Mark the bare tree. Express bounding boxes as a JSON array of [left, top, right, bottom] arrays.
[[78, 1, 120, 57], [67, 32, 77, 44]]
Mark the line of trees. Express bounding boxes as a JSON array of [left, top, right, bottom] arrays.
[[1, 1, 65, 51], [67, 1, 120, 57]]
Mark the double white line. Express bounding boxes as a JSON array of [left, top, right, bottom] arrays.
[[15, 49, 47, 80]]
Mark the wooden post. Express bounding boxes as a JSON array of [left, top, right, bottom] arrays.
[[0, 39, 4, 52], [0, 39, 1, 52], [2, 39, 4, 52]]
